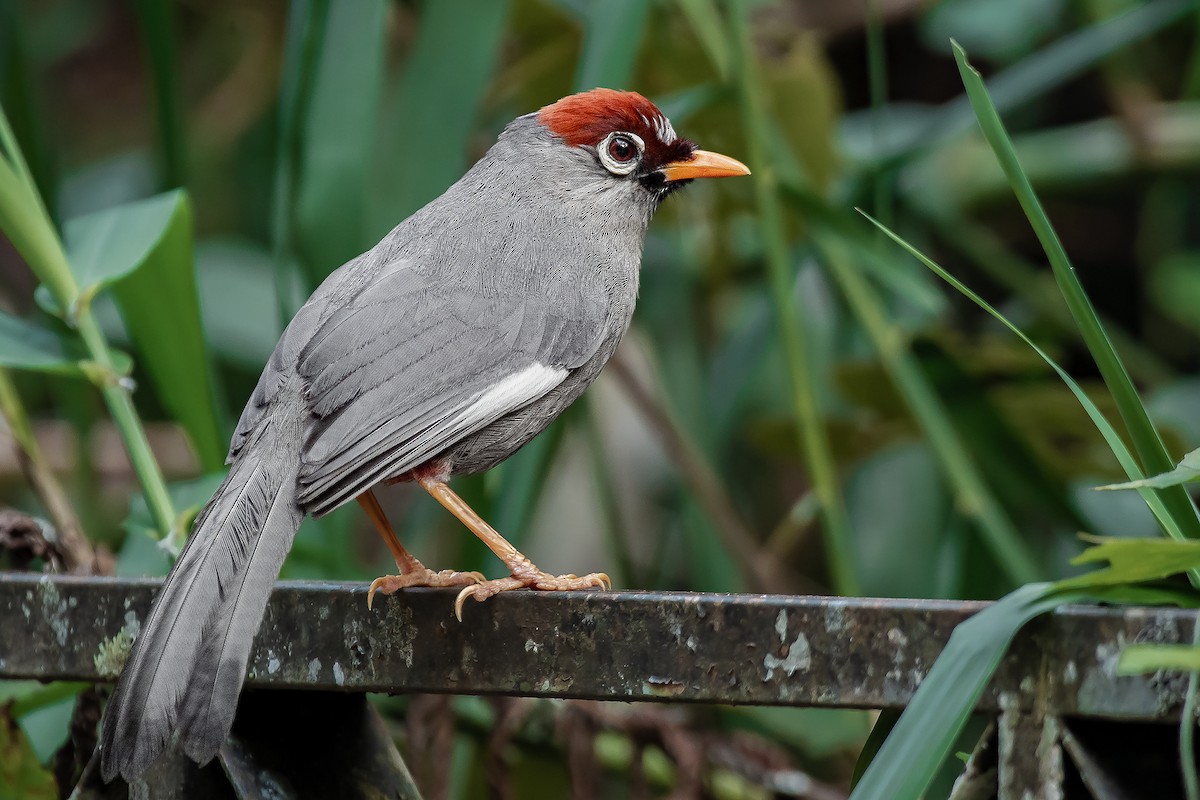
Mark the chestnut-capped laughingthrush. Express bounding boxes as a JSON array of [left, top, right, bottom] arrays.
[[100, 88, 750, 781]]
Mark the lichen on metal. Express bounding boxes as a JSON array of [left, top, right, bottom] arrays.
[[0, 573, 1197, 720]]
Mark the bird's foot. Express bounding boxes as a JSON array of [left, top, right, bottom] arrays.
[[368, 568, 485, 610], [453, 560, 610, 621]]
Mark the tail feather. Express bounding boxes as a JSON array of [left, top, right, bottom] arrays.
[[178, 482, 302, 761], [100, 418, 302, 782]]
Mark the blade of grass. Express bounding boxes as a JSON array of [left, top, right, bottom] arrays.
[[673, 0, 730, 80], [272, 0, 329, 325], [369, 0, 511, 231], [728, 4, 858, 595], [0, 1, 55, 220], [293, 0, 387, 284], [920, 210, 1172, 385], [850, 582, 1058, 799], [131, 0, 186, 188], [574, 0, 651, 90], [861, 211, 1192, 552], [953, 41, 1200, 542], [817, 235, 1041, 584]]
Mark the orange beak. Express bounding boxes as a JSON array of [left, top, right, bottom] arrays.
[[659, 149, 751, 182]]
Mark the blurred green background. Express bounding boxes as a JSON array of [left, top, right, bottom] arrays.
[[2, 0, 1200, 796]]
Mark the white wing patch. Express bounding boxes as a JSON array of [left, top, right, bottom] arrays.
[[458, 363, 568, 431]]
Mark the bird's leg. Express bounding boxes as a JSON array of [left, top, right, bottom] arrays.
[[357, 489, 484, 610], [415, 475, 611, 621]]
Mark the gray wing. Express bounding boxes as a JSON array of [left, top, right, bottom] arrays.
[[283, 256, 608, 516]]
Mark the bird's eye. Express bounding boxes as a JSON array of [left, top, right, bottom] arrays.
[[608, 135, 636, 162], [598, 131, 644, 175]]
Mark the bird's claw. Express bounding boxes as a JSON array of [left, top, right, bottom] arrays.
[[367, 569, 485, 610], [453, 571, 612, 621]]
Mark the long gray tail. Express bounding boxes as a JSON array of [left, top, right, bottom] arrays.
[[100, 417, 303, 782]]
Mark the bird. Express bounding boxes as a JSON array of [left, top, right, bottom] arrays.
[[98, 87, 749, 782]]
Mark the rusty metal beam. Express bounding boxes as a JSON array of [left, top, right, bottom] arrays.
[[0, 573, 1195, 720]]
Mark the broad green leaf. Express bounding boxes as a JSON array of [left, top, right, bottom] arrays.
[[1055, 537, 1200, 591], [1119, 644, 1200, 675], [65, 190, 225, 470], [293, 0, 387, 283], [369, 0, 511, 235], [952, 41, 1200, 542], [64, 190, 179, 305], [0, 707, 55, 800], [1100, 448, 1200, 492], [0, 310, 133, 379]]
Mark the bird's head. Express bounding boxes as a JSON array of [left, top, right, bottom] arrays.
[[534, 88, 749, 204]]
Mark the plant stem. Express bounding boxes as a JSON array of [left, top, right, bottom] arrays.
[[0, 100, 178, 544], [0, 369, 94, 570], [74, 308, 177, 545], [727, 2, 859, 595]]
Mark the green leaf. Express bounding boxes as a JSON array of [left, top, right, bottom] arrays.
[[1119, 644, 1200, 675], [0, 706, 56, 800], [64, 190, 180, 305], [1100, 448, 1200, 492], [1055, 536, 1200, 592], [65, 190, 225, 470], [850, 582, 1059, 799], [952, 41, 1200, 542], [0, 309, 89, 376], [293, 0, 387, 283]]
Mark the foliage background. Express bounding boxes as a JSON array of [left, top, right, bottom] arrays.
[[2, 0, 1199, 796]]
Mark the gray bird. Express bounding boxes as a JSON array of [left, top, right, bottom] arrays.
[[99, 88, 749, 782]]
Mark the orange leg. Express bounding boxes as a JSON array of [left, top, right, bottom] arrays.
[[415, 475, 611, 621], [356, 489, 483, 610]]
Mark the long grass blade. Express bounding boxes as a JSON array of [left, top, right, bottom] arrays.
[[861, 211, 1188, 545], [293, 0, 387, 284], [850, 582, 1057, 799], [817, 235, 1042, 583], [131, 0, 186, 188], [953, 41, 1200, 541], [574, 0, 651, 90], [727, 4, 858, 595], [369, 0, 511, 232]]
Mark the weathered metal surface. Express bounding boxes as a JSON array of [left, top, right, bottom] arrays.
[[1, 573, 1197, 719]]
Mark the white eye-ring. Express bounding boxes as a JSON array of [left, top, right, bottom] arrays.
[[598, 131, 645, 175]]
